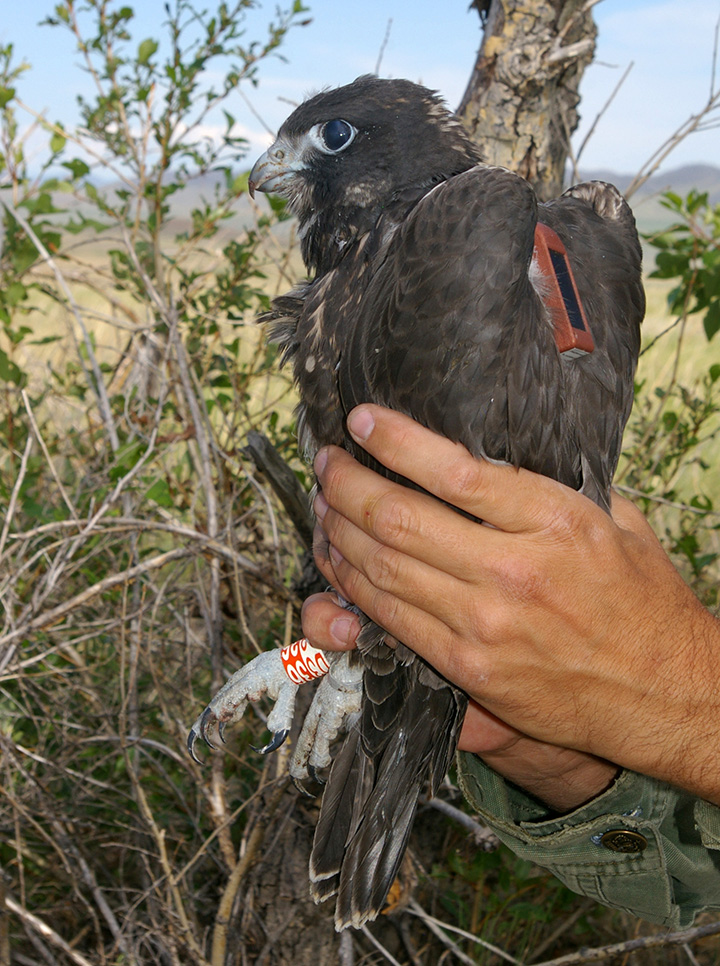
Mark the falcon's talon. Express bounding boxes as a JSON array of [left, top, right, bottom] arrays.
[[307, 763, 326, 786], [187, 728, 203, 764], [187, 648, 303, 760], [292, 775, 317, 799], [252, 729, 289, 756], [199, 706, 219, 748]]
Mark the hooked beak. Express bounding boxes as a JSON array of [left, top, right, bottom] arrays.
[[248, 137, 307, 197]]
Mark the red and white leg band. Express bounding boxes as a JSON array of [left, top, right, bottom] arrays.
[[280, 639, 330, 684]]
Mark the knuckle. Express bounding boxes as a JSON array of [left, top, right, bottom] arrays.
[[444, 454, 487, 505], [367, 490, 418, 546], [498, 554, 545, 605], [543, 494, 595, 546], [368, 588, 403, 634], [363, 542, 403, 590], [474, 601, 512, 644]]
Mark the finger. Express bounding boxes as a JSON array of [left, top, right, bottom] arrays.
[[315, 446, 509, 582], [316, 488, 476, 627], [344, 404, 584, 532], [301, 592, 360, 651], [324, 542, 463, 674]]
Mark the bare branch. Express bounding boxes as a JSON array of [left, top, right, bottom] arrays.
[[1, 201, 120, 451], [0, 546, 191, 653], [574, 60, 634, 170], [407, 899, 525, 965], [531, 918, 720, 965], [0, 434, 33, 560], [4, 893, 95, 966]]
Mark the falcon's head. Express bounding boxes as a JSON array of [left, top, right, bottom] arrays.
[[249, 75, 481, 273]]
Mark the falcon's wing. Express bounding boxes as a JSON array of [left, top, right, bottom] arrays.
[[339, 166, 643, 506], [540, 181, 644, 506]]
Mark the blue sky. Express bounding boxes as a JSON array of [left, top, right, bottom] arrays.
[[4, 0, 720, 175]]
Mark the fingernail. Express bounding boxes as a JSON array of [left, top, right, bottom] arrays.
[[330, 616, 359, 647], [329, 544, 344, 567], [347, 407, 374, 443], [314, 448, 328, 476], [313, 491, 328, 521]]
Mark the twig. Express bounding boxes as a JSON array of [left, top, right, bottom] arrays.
[[407, 899, 525, 965], [528, 901, 596, 962], [4, 745, 136, 963], [682, 942, 702, 966], [424, 797, 500, 850], [574, 61, 634, 169], [1, 202, 120, 452], [130, 776, 212, 966], [21, 390, 79, 523], [0, 546, 191, 652], [339, 930, 355, 966], [0, 433, 33, 559], [361, 925, 405, 966], [14, 97, 135, 188], [374, 19, 393, 76], [625, 45, 720, 200], [4, 893, 95, 966], [211, 778, 290, 966], [531, 918, 720, 965], [614, 484, 720, 517]]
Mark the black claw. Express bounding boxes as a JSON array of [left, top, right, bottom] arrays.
[[218, 720, 227, 744], [307, 764, 326, 786], [292, 775, 317, 798], [199, 706, 218, 747], [187, 728, 203, 764], [251, 729, 289, 755]]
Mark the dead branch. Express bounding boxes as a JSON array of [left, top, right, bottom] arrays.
[[0, 546, 190, 653], [407, 899, 524, 966], [531, 919, 720, 964], [4, 893, 95, 966]]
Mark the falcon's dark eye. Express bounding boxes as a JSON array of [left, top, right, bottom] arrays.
[[321, 119, 355, 153]]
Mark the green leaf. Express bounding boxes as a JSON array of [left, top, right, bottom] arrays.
[[62, 158, 90, 179], [0, 347, 23, 384], [704, 300, 720, 341], [145, 478, 174, 508], [50, 131, 66, 153], [0, 86, 15, 108], [138, 38, 158, 65], [4, 280, 27, 306]]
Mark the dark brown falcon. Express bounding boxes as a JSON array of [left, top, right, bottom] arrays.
[[191, 74, 645, 930]]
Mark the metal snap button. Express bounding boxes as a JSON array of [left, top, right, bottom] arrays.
[[599, 829, 648, 853]]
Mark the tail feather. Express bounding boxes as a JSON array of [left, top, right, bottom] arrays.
[[310, 729, 372, 887], [310, 659, 467, 930]]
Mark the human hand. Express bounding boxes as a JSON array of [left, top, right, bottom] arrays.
[[302, 405, 720, 806]]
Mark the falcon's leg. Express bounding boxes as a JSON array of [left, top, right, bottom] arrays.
[[187, 648, 299, 761], [187, 645, 363, 780], [290, 652, 362, 784]]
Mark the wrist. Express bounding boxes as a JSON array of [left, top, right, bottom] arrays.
[[478, 742, 620, 813]]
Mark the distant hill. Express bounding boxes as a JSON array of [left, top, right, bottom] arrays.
[[83, 161, 720, 246], [576, 163, 720, 235]]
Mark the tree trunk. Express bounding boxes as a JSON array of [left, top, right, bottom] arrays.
[[457, 0, 596, 200]]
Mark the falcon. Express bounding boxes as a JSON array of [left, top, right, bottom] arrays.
[[189, 75, 644, 930]]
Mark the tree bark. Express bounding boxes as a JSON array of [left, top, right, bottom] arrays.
[[457, 0, 597, 200]]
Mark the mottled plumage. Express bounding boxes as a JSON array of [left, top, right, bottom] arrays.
[[250, 75, 644, 929]]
